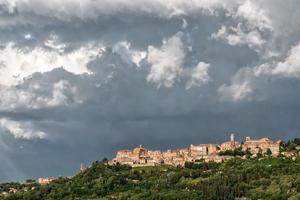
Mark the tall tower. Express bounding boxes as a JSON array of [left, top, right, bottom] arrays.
[[230, 133, 235, 148], [230, 133, 235, 142]]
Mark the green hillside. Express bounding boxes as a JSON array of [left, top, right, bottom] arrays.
[[2, 157, 300, 200]]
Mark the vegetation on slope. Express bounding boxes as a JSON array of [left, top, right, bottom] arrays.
[[2, 157, 300, 200]]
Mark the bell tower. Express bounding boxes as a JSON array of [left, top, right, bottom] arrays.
[[230, 133, 235, 148], [230, 133, 235, 142]]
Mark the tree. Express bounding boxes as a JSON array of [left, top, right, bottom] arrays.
[[25, 179, 36, 184], [218, 147, 245, 156], [257, 148, 263, 158], [293, 138, 300, 145], [265, 148, 272, 157], [245, 148, 252, 158]]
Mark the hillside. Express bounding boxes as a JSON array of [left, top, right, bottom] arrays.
[[2, 157, 300, 200]]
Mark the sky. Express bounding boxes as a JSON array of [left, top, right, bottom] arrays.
[[0, 0, 300, 181]]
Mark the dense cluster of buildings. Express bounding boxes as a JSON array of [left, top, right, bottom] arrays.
[[36, 134, 282, 185], [111, 134, 281, 167]]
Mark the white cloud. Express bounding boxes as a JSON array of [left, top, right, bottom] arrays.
[[147, 32, 185, 88], [269, 43, 300, 78], [132, 51, 147, 67], [0, 0, 232, 23], [0, 80, 82, 110], [210, 0, 273, 53], [218, 65, 255, 102], [0, 42, 102, 86], [24, 33, 32, 40], [0, 0, 276, 29], [47, 80, 82, 107], [211, 24, 266, 50], [112, 41, 147, 67], [0, 118, 46, 140], [186, 62, 210, 89], [182, 18, 188, 29], [233, 0, 272, 31], [219, 79, 253, 102], [44, 34, 67, 53], [219, 42, 300, 101], [251, 42, 300, 79], [147, 32, 211, 88]]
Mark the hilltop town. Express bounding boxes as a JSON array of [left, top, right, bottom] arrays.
[[34, 133, 299, 187], [2, 134, 300, 200], [111, 133, 283, 167]]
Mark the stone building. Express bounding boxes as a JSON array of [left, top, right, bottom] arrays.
[[204, 155, 232, 163], [190, 144, 217, 158], [172, 156, 186, 166], [161, 149, 181, 165], [115, 149, 136, 165], [115, 145, 150, 165], [38, 177, 57, 185], [147, 150, 163, 164], [112, 133, 281, 167], [242, 137, 280, 156]]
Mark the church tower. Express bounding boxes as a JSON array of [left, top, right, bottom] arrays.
[[230, 133, 235, 142], [230, 133, 235, 148]]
